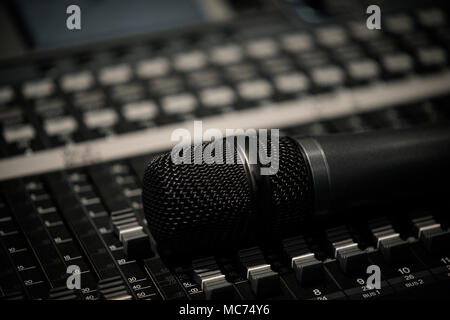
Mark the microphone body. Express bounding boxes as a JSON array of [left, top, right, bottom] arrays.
[[142, 126, 450, 257], [296, 125, 450, 217]]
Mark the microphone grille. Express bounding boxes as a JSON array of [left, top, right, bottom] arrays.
[[267, 137, 314, 237], [142, 136, 314, 257], [142, 142, 255, 256]]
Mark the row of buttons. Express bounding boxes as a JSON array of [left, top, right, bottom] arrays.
[[3, 44, 446, 144], [0, 7, 448, 157], [0, 156, 166, 300], [0, 8, 446, 104], [11, 37, 447, 105], [181, 209, 449, 300]]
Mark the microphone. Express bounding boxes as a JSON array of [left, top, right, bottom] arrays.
[[142, 125, 450, 257]]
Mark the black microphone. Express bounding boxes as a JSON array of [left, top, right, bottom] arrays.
[[142, 125, 450, 257]]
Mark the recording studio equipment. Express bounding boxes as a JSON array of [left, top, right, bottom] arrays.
[[142, 126, 450, 256], [1, 0, 449, 300]]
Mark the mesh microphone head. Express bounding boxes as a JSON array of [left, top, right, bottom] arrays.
[[142, 136, 314, 257], [266, 136, 314, 238]]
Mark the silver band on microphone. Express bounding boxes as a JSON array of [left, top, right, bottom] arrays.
[[295, 138, 331, 217]]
